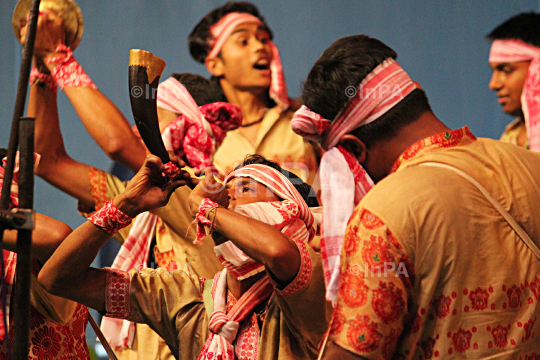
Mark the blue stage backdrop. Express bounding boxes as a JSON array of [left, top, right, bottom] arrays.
[[1, 0, 539, 234]]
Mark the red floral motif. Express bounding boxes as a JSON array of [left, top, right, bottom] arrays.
[[339, 269, 369, 308], [31, 326, 61, 360], [524, 318, 536, 340], [359, 209, 385, 229], [71, 313, 86, 340], [391, 139, 426, 172], [420, 335, 438, 359], [469, 287, 489, 311], [105, 268, 131, 318], [402, 139, 426, 161], [276, 238, 312, 297], [330, 305, 346, 335], [432, 294, 452, 318], [236, 315, 259, 360], [430, 130, 464, 148], [88, 167, 107, 212], [506, 284, 522, 309], [362, 235, 395, 272], [29, 306, 45, 330], [451, 328, 472, 353], [350, 206, 362, 222], [346, 315, 383, 353], [371, 281, 405, 324], [491, 325, 508, 348], [391, 127, 474, 172], [343, 225, 360, 257], [530, 277, 540, 300], [270, 200, 299, 223]]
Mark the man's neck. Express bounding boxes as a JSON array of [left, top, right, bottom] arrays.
[[220, 80, 271, 125], [227, 271, 265, 299], [367, 111, 451, 182]]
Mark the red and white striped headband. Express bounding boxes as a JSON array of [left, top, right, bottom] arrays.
[[489, 39, 540, 152], [207, 12, 289, 109], [292, 58, 417, 150], [225, 164, 314, 231], [489, 39, 540, 63]]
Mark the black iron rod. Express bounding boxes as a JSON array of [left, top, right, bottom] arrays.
[[12, 118, 35, 360], [0, 0, 41, 211]]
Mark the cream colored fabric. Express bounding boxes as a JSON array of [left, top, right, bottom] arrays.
[[330, 133, 540, 359], [123, 244, 331, 360], [213, 106, 320, 185], [88, 170, 222, 360]]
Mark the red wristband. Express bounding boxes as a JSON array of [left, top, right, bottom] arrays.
[[46, 44, 98, 90], [192, 198, 220, 244], [30, 65, 57, 95], [88, 200, 133, 234]]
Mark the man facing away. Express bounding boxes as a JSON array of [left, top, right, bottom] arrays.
[[487, 12, 540, 152], [292, 34, 540, 359]]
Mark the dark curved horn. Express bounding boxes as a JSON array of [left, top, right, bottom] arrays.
[[128, 49, 169, 163]]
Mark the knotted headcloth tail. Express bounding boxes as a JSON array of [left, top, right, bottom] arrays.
[[291, 58, 417, 304], [198, 269, 274, 360], [489, 39, 540, 152], [207, 12, 290, 110], [158, 77, 242, 169]]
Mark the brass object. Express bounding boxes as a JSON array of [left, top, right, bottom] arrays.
[[129, 49, 167, 85], [12, 0, 84, 50]]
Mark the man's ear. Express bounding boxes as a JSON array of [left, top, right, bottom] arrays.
[[205, 56, 224, 77], [338, 134, 367, 164]]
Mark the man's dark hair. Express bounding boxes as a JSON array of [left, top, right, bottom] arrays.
[[487, 12, 540, 48], [301, 34, 432, 149], [170, 73, 228, 106], [236, 154, 319, 207], [188, 1, 273, 64]]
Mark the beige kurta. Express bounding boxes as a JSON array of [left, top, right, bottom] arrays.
[[103, 238, 332, 360], [329, 127, 540, 359], [213, 106, 320, 185], [87, 169, 222, 360]]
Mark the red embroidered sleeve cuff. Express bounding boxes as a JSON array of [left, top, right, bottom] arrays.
[[104, 268, 131, 319], [274, 239, 313, 297]]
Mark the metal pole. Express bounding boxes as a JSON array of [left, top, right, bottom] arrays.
[[0, 0, 40, 359], [0, 0, 40, 212], [12, 118, 34, 360]]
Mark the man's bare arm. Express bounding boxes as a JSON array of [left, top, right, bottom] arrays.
[[3, 213, 72, 265], [38, 154, 189, 311], [29, 83, 95, 206], [22, 10, 147, 173], [61, 86, 147, 172]]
